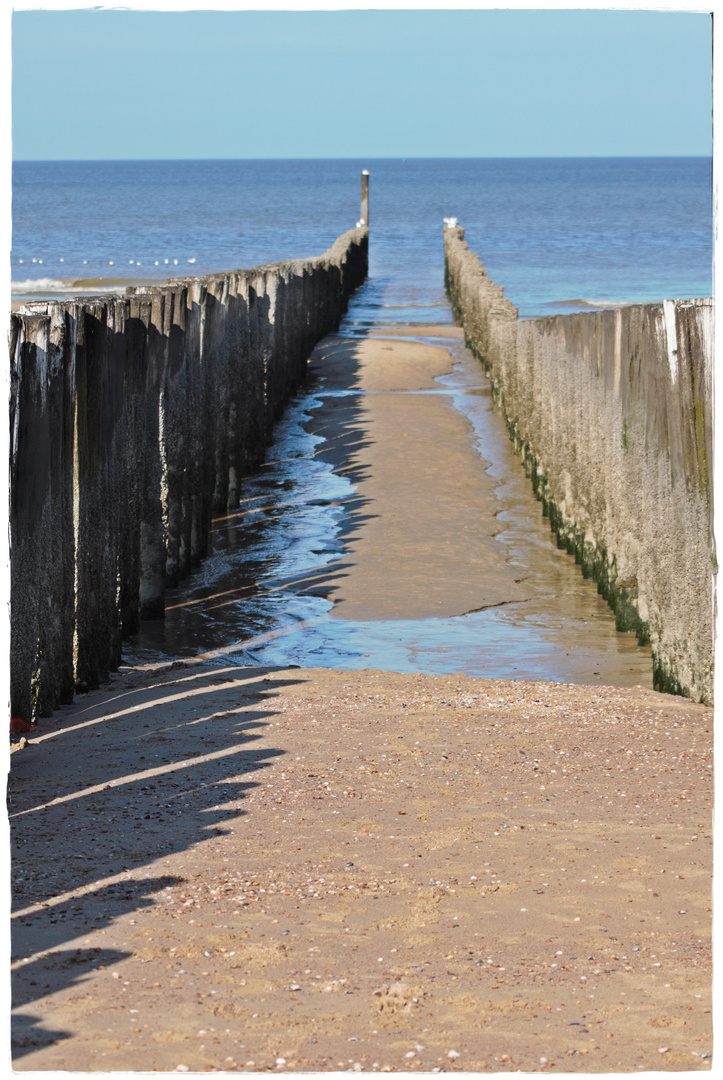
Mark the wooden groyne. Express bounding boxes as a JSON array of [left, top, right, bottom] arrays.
[[444, 224, 714, 704], [10, 223, 368, 722]]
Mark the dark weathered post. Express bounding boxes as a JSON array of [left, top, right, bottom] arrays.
[[361, 170, 369, 227]]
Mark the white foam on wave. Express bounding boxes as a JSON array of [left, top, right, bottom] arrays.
[[580, 299, 631, 309], [548, 298, 635, 310], [12, 277, 143, 297], [13, 277, 76, 292]]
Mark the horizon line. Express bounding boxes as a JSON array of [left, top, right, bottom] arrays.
[[12, 154, 713, 165]]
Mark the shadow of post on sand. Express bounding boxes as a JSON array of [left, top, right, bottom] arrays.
[[11, 663, 302, 1057]]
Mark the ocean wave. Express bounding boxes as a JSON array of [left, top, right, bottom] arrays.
[[547, 298, 632, 309], [12, 276, 159, 295], [13, 277, 79, 292]]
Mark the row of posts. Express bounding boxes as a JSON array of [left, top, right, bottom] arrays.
[[9, 174, 371, 721]]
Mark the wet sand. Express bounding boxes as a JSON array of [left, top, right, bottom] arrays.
[[297, 333, 530, 621], [11, 663, 712, 1071], [368, 325, 465, 340]]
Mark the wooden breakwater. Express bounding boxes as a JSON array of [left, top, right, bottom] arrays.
[[444, 224, 714, 704], [10, 225, 368, 722]]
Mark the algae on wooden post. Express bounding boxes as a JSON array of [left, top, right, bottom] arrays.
[[443, 224, 714, 704]]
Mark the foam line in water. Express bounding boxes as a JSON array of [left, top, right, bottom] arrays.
[[546, 298, 633, 309], [12, 275, 162, 295]]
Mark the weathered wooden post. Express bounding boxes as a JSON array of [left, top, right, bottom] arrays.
[[361, 170, 369, 227]]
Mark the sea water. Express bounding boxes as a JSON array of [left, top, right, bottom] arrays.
[[12, 158, 712, 316], [11, 158, 713, 685]]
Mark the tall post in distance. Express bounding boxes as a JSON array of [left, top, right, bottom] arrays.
[[361, 170, 369, 227]]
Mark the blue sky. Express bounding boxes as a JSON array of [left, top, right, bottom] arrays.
[[11, 8, 712, 160]]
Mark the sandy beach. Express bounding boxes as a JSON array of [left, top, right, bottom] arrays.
[[10, 326, 712, 1071], [11, 663, 712, 1072]]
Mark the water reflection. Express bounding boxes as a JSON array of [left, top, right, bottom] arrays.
[[125, 293, 653, 689]]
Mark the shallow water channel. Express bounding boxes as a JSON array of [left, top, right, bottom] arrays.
[[125, 280, 653, 689]]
